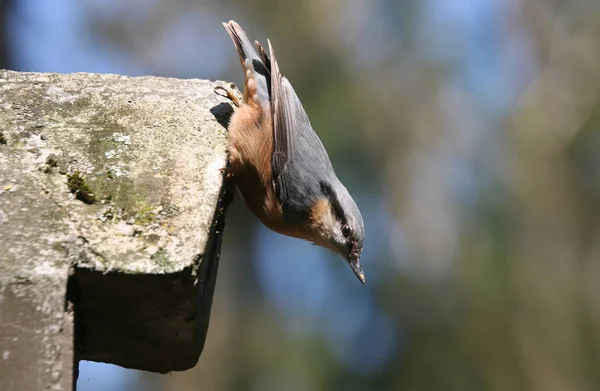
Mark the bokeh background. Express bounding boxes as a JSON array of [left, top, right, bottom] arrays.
[[3, 0, 600, 390]]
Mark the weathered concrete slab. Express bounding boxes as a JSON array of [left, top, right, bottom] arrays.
[[0, 70, 235, 387], [0, 153, 74, 390]]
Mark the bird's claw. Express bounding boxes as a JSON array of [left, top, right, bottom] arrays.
[[219, 167, 234, 179], [214, 86, 241, 108]]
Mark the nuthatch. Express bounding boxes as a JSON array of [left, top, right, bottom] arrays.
[[219, 21, 366, 283]]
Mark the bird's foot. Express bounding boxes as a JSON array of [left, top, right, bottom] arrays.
[[219, 167, 234, 179], [214, 86, 241, 108]]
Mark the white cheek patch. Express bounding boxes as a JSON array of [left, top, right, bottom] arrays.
[[312, 205, 347, 255], [321, 208, 341, 239]]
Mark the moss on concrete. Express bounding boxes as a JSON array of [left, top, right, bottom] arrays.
[[67, 171, 97, 204], [0, 70, 230, 275], [150, 249, 172, 270]]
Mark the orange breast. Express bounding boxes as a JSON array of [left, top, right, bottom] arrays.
[[227, 103, 308, 240]]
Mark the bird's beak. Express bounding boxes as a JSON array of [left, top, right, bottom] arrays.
[[349, 257, 366, 284]]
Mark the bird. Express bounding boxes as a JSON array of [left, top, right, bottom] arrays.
[[219, 20, 366, 283]]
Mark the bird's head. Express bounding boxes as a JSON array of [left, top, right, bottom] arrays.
[[308, 181, 365, 283]]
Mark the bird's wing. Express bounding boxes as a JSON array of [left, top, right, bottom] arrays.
[[268, 39, 295, 206], [268, 40, 336, 223]]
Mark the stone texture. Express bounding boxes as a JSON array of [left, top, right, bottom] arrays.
[[0, 70, 236, 388]]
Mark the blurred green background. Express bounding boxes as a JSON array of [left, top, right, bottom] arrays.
[[2, 0, 600, 390]]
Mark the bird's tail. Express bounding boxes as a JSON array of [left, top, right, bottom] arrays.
[[222, 20, 271, 105], [222, 21, 260, 68]]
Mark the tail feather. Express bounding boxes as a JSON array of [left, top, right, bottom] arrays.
[[222, 21, 260, 68], [222, 20, 272, 105], [255, 40, 271, 73]]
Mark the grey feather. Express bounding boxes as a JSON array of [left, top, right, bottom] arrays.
[[268, 40, 342, 223]]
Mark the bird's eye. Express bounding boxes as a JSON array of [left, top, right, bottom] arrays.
[[341, 224, 351, 237]]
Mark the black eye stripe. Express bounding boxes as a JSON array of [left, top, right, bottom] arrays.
[[319, 181, 347, 224]]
